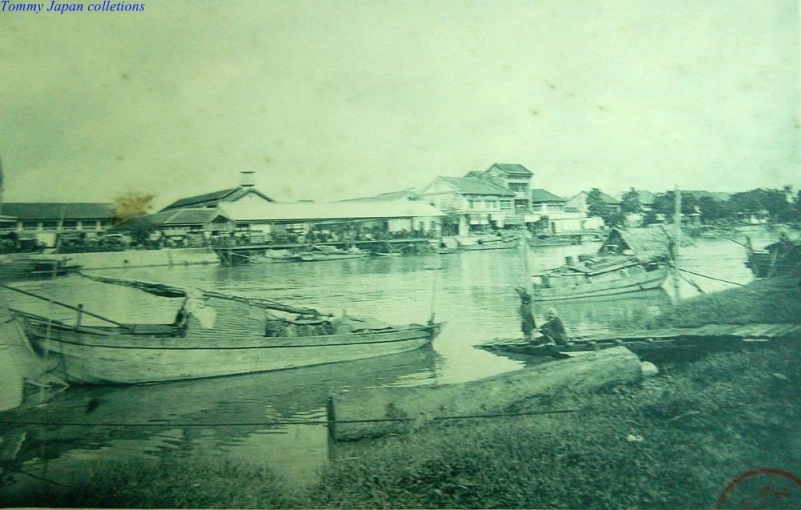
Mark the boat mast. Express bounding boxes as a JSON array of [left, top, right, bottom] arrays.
[[673, 186, 681, 302], [522, 231, 536, 319]]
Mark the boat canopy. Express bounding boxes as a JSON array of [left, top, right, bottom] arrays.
[[79, 273, 326, 316], [598, 227, 674, 263]]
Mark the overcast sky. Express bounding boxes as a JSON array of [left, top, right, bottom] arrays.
[[1, 0, 799, 209]]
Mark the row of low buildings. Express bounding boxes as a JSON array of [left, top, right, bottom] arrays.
[[127, 164, 610, 243], [1, 161, 760, 249]]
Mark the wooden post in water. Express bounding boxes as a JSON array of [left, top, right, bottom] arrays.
[[673, 186, 681, 302]]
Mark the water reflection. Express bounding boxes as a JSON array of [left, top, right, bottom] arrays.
[[0, 347, 438, 491]]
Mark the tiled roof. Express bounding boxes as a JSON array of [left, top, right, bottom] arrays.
[[339, 189, 421, 202], [111, 208, 229, 232], [619, 189, 656, 205], [487, 163, 533, 177], [681, 190, 732, 202], [438, 177, 515, 197], [596, 191, 621, 204], [1, 203, 115, 220], [161, 187, 274, 211], [531, 189, 566, 202], [220, 200, 444, 221]]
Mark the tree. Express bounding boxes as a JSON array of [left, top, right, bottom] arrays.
[[586, 188, 607, 219], [620, 188, 642, 215], [698, 196, 732, 224], [587, 188, 625, 227], [113, 191, 155, 225]]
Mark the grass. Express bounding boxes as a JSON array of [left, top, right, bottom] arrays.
[[647, 275, 801, 328], [6, 345, 799, 509], [4, 277, 801, 508]]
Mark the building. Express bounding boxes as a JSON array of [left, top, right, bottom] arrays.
[[474, 163, 534, 214], [567, 190, 622, 216], [0, 158, 14, 231], [1, 203, 116, 235], [619, 188, 657, 227], [111, 207, 233, 247], [530, 189, 589, 233], [216, 200, 444, 240], [338, 189, 421, 203], [160, 171, 275, 212], [419, 176, 516, 236]]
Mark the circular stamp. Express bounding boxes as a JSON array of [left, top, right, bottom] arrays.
[[716, 468, 801, 509]]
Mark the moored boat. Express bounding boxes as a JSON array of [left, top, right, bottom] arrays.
[[0, 255, 82, 281], [531, 227, 671, 301], [527, 233, 582, 247], [458, 234, 520, 251], [3, 275, 443, 385], [294, 245, 369, 262], [745, 235, 801, 278], [478, 322, 801, 363]]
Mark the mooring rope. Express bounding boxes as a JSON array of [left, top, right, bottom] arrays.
[[0, 408, 577, 429], [674, 266, 746, 286]]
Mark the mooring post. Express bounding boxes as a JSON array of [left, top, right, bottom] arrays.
[[326, 395, 337, 444]]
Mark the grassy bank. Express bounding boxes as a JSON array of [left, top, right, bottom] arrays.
[[4, 278, 800, 508], [7, 344, 800, 509], [648, 275, 801, 328]]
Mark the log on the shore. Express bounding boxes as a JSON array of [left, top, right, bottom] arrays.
[[329, 346, 642, 442]]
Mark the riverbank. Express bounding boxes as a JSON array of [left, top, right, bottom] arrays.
[[4, 277, 800, 508], [648, 275, 801, 328]]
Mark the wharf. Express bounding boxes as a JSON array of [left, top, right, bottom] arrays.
[[479, 323, 801, 362], [214, 238, 435, 265]]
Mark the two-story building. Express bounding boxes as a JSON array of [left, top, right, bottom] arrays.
[[529, 189, 590, 233], [419, 176, 515, 236], [473, 163, 533, 215]]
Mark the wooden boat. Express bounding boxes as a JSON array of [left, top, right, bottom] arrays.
[[531, 227, 671, 301], [0, 256, 82, 281], [295, 245, 369, 262], [745, 236, 801, 278], [527, 233, 582, 247], [4, 275, 443, 385], [459, 234, 520, 251], [477, 322, 801, 363], [258, 249, 297, 262]]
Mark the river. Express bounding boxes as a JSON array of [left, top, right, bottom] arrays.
[[0, 229, 780, 494]]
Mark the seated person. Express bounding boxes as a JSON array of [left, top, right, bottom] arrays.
[[538, 308, 568, 346]]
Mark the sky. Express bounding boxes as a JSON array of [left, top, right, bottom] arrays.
[[1, 0, 799, 210]]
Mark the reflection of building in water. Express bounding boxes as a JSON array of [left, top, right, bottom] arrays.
[[539, 288, 672, 337]]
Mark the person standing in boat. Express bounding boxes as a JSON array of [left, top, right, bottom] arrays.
[[515, 287, 536, 342], [538, 308, 568, 346]]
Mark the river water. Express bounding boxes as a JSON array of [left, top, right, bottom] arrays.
[[0, 229, 780, 494]]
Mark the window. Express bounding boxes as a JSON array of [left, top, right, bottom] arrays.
[[500, 201, 512, 211]]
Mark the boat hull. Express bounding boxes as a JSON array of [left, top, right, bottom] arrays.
[[460, 238, 520, 251], [532, 266, 669, 301], [23, 319, 442, 385], [295, 252, 369, 262], [527, 235, 582, 247]]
